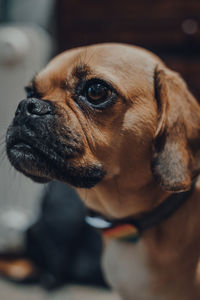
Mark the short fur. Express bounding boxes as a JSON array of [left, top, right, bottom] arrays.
[[6, 43, 200, 299]]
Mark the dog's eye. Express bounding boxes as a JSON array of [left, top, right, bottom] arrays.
[[85, 81, 112, 105], [75, 78, 117, 109]]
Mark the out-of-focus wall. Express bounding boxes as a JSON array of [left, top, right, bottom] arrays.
[[55, 0, 200, 100], [0, 0, 54, 251]]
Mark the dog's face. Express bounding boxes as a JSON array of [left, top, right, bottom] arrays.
[[6, 43, 200, 215], [6, 44, 157, 187]]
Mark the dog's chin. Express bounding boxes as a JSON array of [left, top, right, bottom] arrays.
[[7, 141, 106, 188]]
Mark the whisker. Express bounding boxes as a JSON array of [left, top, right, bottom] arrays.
[[0, 132, 5, 138], [0, 134, 6, 144], [0, 142, 5, 148], [8, 164, 18, 183], [0, 145, 6, 162], [0, 137, 6, 146]]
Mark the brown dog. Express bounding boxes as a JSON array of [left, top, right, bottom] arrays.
[[6, 43, 200, 299]]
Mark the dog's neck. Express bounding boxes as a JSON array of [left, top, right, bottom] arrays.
[[78, 169, 200, 229], [78, 174, 200, 249], [81, 177, 200, 292], [77, 175, 169, 219], [78, 175, 200, 292]]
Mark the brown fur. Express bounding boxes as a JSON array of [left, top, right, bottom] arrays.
[[9, 43, 200, 299]]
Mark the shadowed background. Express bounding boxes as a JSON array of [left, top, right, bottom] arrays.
[[0, 0, 199, 299], [55, 0, 200, 100]]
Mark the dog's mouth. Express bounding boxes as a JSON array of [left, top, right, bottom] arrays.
[[6, 125, 106, 188], [8, 142, 51, 183], [6, 128, 75, 183]]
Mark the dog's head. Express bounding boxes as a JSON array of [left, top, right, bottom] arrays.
[[6, 43, 200, 205]]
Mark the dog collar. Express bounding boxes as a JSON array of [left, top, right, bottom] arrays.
[[85, 187, 194, 243]]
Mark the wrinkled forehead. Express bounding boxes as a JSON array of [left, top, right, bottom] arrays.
[[37, 44, 158, 97]]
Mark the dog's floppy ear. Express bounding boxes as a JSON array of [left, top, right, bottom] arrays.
[[152, 65, 200, 192]]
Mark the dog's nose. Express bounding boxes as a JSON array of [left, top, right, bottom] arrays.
[[15, 98, 53, 117]]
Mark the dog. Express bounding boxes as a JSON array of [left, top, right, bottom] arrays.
[[6, 43, 200, 299]]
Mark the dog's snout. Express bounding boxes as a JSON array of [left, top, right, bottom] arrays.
[[15, 98, 53, 117]]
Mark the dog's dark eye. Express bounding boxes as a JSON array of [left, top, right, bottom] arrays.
[[75, 78, 117, 110], [86, 83, 111, 104], [85, 81, 112, 105]]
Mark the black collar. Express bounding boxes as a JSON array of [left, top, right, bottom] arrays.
[[85, 186, 195, 242]]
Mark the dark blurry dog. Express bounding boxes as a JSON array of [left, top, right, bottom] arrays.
[[6, 43, 200, 299], [26, 181, 105, 289], [0, 182, 105, 289]]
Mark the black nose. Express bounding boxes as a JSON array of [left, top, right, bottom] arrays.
[[15, 98, 53, 117]]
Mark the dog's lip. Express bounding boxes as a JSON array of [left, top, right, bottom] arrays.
[[7, 134, 76, 161], [8, 138, 36, 150], [6, 129, 105, 188], [7, 138, 38, 154], [11, 142, 32, 150], [7, 137, 67, 163], [8, 140, 52, 183], [7, 136, 66, 180]]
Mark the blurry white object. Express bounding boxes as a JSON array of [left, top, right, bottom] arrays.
[[0, 27, 29, 64], [0, 23, 52, 252], [0, 210, 31, 250]]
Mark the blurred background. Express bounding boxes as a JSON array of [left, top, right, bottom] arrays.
[[0, 0, 199, 299]]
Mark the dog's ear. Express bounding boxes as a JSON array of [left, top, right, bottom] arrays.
[[152, 65, 200, 192]]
